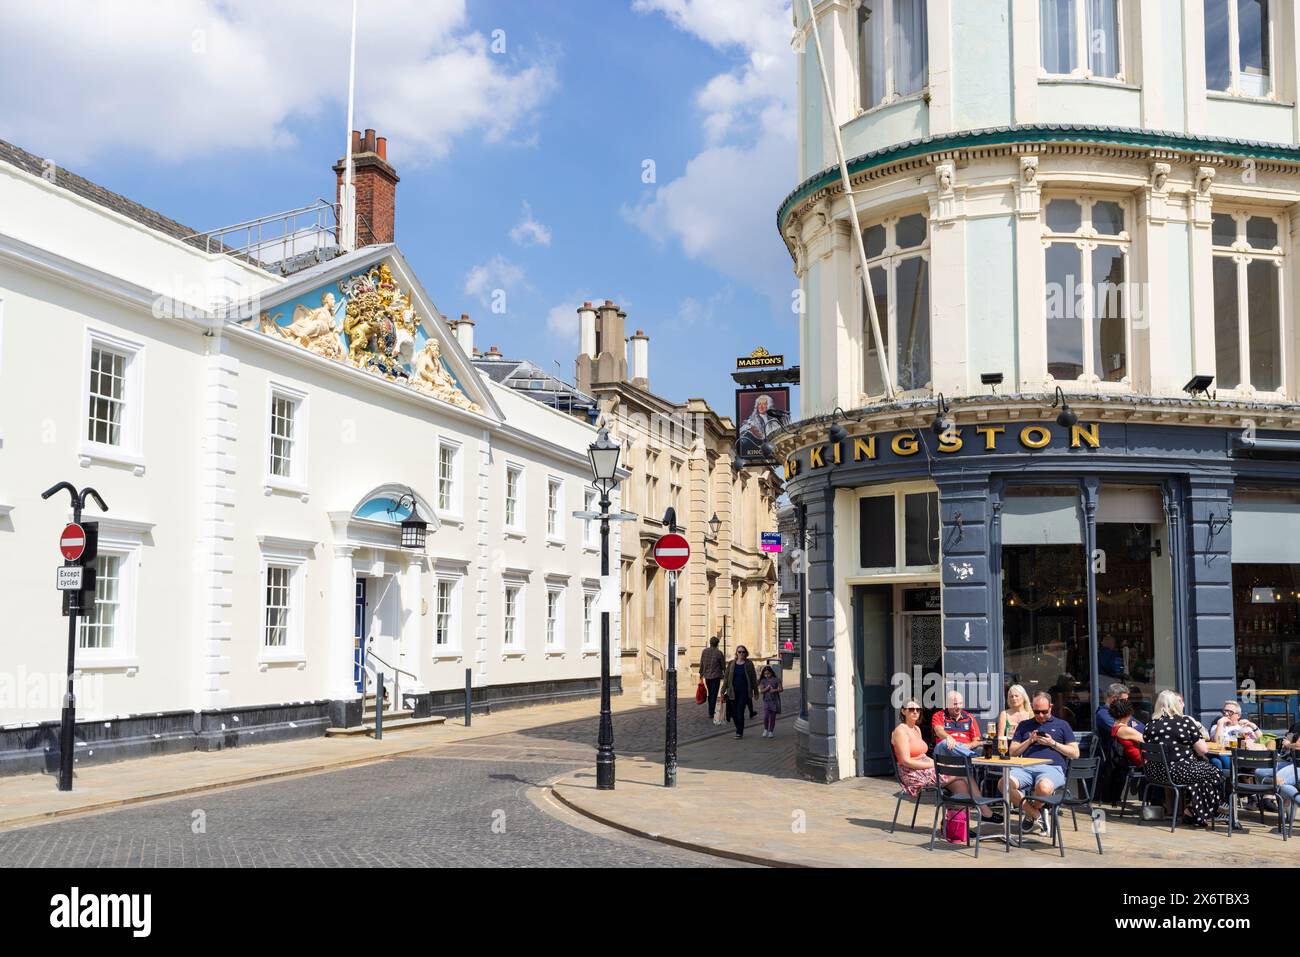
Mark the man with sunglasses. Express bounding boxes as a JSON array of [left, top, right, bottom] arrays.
[[1004, 692, 1079, 834]]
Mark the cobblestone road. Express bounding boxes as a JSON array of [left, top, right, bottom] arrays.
[[0, 694, 791, 868]]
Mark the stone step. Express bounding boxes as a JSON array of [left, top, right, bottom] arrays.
[[363, 709, 414, 722], [325, 715, 447, 737]]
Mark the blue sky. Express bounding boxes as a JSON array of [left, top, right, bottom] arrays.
[[0, 0, 799, 416]]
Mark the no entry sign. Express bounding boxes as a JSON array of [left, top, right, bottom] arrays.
[[59, 523, 87, 562], [653, 533, 690, 571]]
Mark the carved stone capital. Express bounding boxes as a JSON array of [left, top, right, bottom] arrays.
[[1016, 156, 1041, 220]]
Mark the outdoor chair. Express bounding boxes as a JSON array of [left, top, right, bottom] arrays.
[[1227, 749, 1286, 839], [1032, 757, 1103, 856], [888, 747, 940, 834], [1287, 748, 1300, 839], [1134, 741, 1214, 834], [1114, 753, 1147, 819], [928, 754, 1003, 858]]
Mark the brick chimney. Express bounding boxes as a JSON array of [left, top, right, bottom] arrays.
[[333, 129, 399, 247]]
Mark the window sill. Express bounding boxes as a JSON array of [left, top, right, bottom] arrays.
[[78, 443, 145, 476], [432, 650, 463, 661], [1038, 75, 1137, 91], [258, 653, 307, 670], [1206, 90, 1291, 107], [582, 647, 600, 656], [74, 657, 139, 674], [583, 544, 599, 555], [436, 512, 465, 528], [853, 89, 928, 119], [502, 648, 526, 659], [504, 529, 527, 541], [264, 478, 310, 502], [545, 649, 566, 658], [546, 536, 567, 547]]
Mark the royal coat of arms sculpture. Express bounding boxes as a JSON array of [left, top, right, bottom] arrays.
[[249, 260, 479, 413]]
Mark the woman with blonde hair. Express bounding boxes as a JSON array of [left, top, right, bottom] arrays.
[[1143, 689, 1231, 828], [997, 685, 1033, 739]]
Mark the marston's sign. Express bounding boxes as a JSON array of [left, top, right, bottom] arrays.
[[736, 347, 785, 370], [785, 422, 1102, 478]]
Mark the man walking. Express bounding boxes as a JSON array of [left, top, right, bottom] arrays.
[[699, 636, 725, 722]]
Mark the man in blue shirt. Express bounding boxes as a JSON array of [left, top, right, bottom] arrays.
[[1003, 692, 1079, 833], [1095, 683, 1145, 736]]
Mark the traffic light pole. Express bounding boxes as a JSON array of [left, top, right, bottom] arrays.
[[42, 481, 108, 792]]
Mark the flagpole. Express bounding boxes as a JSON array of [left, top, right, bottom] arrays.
[[802, 0, 894, 399], [341, 0, 358, 252]]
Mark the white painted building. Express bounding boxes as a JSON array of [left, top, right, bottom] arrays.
[[0, 136, 620, 773]]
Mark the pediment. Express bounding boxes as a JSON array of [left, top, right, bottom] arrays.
[[241, 246, 499, 419]]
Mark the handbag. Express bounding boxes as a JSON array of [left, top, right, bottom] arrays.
[[724, 695, 733, 722], [944, 808, 968, 844], [695, 680, 706, 705]]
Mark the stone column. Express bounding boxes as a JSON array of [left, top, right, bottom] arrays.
[[796, 483, 839, 782], [401, 553, 425, 696], [330, 544, 360, 705], [1184, 476, 1238, 726], [936, 476, 998, 719]]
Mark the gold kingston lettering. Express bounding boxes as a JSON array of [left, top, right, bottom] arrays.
[[785, 456, 799, 478], [892, 433, 919, 456], [809, 446, 825, 468], [975, 425, 1004, 450], [1020, 425, 1051, 449], [938, 432, 963, 453], [854, 436, 876, 461], [1071, 422, 1100, 448]]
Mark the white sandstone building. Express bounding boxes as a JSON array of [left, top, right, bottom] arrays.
[[0, 133, 619, 773]]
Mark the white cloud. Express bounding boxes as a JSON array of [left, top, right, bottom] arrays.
[[547, 300, 583, 338], [625, 0, 796, 301], [463, 255, 525, 301], [0, 0, 557, 165], [509, 201, 553, 247]]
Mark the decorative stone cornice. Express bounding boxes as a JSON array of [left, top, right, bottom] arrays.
[[777, 124, 1300, 260]]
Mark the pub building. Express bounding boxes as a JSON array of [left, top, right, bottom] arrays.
[[781, 0, 1300, 783], [780, 407, 1300, 780]]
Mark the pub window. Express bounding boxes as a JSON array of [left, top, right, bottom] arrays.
[[1205, 0, 1272, 97], [1001, 486, 1091, 732], [862, 212, 931, 397], [1211, 210, 1284, 394], [1043, 197, 1130, 386], [1230, 491, 1300, 722], [1040, 0, 1122, 79], [858, 488, 938, 571], [858, 0, 929, 111]]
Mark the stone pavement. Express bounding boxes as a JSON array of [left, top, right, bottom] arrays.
[[0, 669, 790, 832], [549, 711, 1300, 868]]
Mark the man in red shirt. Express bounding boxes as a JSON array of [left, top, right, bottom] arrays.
[[932, 690, 985, 759]]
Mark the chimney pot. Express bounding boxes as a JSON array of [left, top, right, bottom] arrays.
[[336, 129, 399, 248], [376, 136, 387, 160], [364, 129, 377, 153], [604, 299, 615, 307]]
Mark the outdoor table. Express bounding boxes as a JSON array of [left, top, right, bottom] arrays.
[[971, 755, 1051, 851], [1236, 689, 1299, 734]]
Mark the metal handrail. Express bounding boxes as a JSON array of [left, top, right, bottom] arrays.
[[366, 642, 416, 714]]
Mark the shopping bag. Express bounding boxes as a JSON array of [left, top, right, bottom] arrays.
[[724, 696, 733, 722], [695, 680, 706, 705]]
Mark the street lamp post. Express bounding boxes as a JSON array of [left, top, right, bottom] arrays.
[[586, 426, 623, 791]]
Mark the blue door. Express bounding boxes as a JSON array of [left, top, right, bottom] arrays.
[[854, 585, 895, 776], [353, 577, 367, 693]]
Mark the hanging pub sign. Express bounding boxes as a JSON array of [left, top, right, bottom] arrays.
[[736, 347, 785, 370], [735, 386, 792, 462]]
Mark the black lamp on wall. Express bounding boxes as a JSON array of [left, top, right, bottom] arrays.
[[1052, 386, 1078, 428]]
